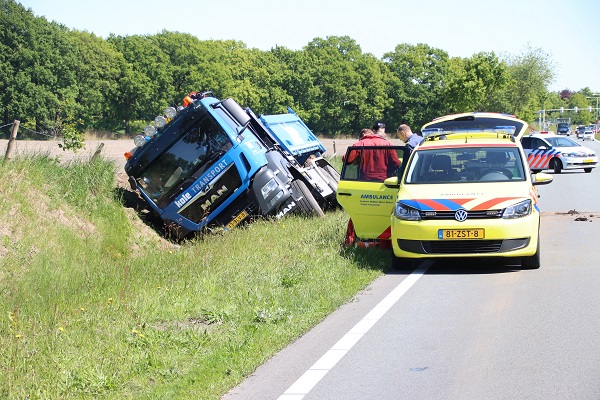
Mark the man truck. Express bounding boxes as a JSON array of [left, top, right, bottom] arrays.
[[124, 92, 339, 239]]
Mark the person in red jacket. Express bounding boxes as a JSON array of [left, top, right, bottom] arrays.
[[344, 128, 400, 181]]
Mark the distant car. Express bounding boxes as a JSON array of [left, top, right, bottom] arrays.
[[521, 133, 598, 173], [576, 125, 586, 139], [388, 112, 553, 270], [583, 128, 595, 141]]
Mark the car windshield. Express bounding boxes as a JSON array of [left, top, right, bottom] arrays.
[[137, 109, 233, 205], [545, 137, 579, 147], [405, 147, 526, 184]]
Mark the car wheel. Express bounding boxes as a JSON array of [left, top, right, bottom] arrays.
[[551, 158, 562, 174], [392, 255, 413, 271], [584, 168, 592, 173], [521, 236, 540, 270], [290, 179, 325, 217]]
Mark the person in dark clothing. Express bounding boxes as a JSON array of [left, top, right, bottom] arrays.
[[397, 124, 424, 154]]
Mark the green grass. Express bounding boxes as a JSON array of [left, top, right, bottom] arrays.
[[0, 154, 390, 399]]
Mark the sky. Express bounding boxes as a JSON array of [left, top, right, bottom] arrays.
[[17, 0, 600, 95]]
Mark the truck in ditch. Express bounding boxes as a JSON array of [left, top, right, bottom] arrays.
[[124, 92, 339, 239]]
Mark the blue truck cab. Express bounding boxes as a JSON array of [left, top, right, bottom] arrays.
[[124, 93, 338, 239]]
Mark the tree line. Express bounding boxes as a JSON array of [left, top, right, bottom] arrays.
[[1, 0, 597, 140]]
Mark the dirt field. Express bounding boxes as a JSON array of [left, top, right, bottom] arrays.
[[1, 137, 405, 170]]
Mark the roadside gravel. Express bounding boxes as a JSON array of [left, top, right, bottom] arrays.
[[1, 137, 405, 167]]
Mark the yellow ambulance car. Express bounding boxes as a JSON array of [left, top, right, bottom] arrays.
[[336, 113, 553, 270]]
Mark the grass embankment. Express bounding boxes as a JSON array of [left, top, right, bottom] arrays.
[[0, 155, 390, 399]]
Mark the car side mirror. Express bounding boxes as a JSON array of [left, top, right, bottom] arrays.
[[384, 176, 400, 188]]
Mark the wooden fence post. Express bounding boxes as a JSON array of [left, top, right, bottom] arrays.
[[90, 142, 104, 162], [5, 120, 20, 160]]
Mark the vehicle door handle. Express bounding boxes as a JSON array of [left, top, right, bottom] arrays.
[[337, 192, 352, 196]]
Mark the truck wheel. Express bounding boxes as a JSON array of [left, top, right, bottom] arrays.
[[291, 179, 325, 217]]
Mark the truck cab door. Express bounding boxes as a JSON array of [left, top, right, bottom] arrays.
[[336, 145, 407, 241]]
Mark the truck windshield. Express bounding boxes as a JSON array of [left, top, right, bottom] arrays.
[[137, 109, 233, 206]]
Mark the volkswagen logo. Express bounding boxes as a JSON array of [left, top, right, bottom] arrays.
[[454, 209, 468, 222]]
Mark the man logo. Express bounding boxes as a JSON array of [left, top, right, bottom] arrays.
[[276, 201, 296, 219], [454, 209, 468, 222], [201, 185, 228, 211]]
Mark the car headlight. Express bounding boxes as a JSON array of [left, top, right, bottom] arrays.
[[502, 199, 532, 219], [261, 178, 279, 199], [394, 202, 421, 221]]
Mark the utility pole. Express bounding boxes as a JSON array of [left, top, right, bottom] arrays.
[[586, 95, 600, 124]]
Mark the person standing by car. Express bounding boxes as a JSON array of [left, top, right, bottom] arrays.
[[372, 121, 387, 139], [344, 128, 400, 181], [397, 124, 424, 153]]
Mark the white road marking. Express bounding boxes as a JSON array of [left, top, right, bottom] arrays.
[[278, 264, 430, 399]]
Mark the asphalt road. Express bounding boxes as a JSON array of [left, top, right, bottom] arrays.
[[224, 138, 600, 400]]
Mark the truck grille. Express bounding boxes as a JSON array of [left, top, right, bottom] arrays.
[[178, 166, 242, 223]]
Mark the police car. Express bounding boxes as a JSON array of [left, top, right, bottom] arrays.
[[388, 113, 553, 270], [521, 133, 598, 173]]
